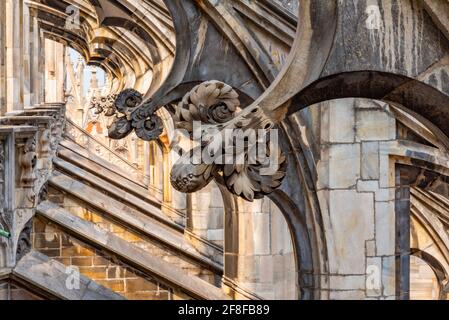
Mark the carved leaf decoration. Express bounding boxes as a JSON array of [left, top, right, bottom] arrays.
[[181, 107, 192, 122], [170, 148, 216, 193], [223, 144, 286, 201], [171, 81, 288, 201], [115, 89, 143, 113], [225, 167, 261, 201], [134, 115, 164, 141], [105, 106, 116, 117], [108, 116, 133, 139], [174, 81, 240, 135]]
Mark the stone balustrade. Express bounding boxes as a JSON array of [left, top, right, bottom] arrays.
[[64, 118, 153, 189]]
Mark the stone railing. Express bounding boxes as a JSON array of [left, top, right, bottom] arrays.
[[64, 118, 151, 188]]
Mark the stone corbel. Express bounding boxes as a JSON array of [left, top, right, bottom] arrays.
[[14, 129, 39, 266], [169, 81, 287, 202], [21, 104, 66, 159], [0, 116, 53, 170]]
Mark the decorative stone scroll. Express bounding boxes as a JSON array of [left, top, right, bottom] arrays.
[[99, 81, 286, 201], [174, 81, 240, 134], [170, 81, 286, 202], [95, 89, 164, 141]]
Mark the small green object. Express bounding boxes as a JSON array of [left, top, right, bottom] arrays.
[[0, 229, 10, 239]]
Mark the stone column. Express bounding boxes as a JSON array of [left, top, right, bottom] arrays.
[[186, 182, 223, 240], [143, 142, 151, 186], [5, 0, 24, 113], [30, 13, 40, 107], [223, 197, 297, 300], [22, 3, 31, 108], [38, 31, 45, 104], [162, 149, 171, 203], [44, 39, 55, 103], [185, 182, 224, 263], [44, 40, 65, 103], [315, 98, 397, 299], [0, 0, 6, 115]]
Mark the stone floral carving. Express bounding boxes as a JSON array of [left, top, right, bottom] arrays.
[[174, 81, 240, 134], [90, 93, 117, 116], [170, 83, 286, 202], [171, 149, 217, 193], [96, 89, 164, 141]]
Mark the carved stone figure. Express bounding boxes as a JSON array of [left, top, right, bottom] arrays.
[[19, 137, 37, 188], [39, 128, 52, 158], [15, 220, 32, 261]]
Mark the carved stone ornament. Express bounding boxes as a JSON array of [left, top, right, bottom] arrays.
[[40, 128, 51, 158], [170, 81, 286, 202], [174, 80, 240, 134], [97, 89, 164, 141], [90, 93, 118, 117], [16, 219, 32, 261], [20, 136, 37, 188]]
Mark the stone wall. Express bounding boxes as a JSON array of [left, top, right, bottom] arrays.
[[410, 255, 440, 300], [45, 186, 219, 286], [32, 216, 189, 300], [227, 197, 297, 300], [312, 98, 397, 299], [0, 280, 43, 300]]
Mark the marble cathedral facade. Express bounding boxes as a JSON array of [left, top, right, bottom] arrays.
[[0, 0, 448, 300]]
